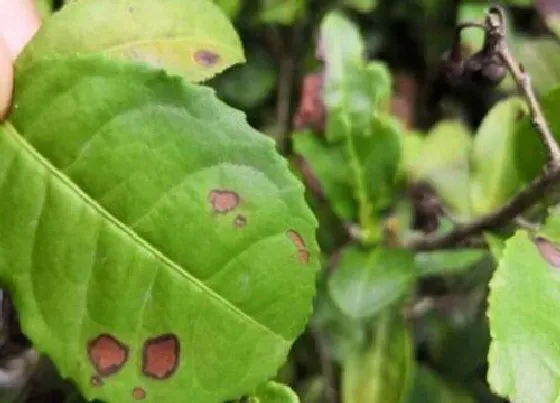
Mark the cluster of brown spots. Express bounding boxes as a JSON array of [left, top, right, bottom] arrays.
[[287, 230, 310, 264], [194, 50, 220, 67], [87, 334, 129, 377], [209, 190, 240, 213], [132, 387, 146, 400], [90, 375, 103, 388], [534, 237, 560, 268], [142, 334, 180, 380], [234, 214, 247, 228]]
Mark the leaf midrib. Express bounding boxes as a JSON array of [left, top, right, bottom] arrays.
[[4, 121, 288, 344]]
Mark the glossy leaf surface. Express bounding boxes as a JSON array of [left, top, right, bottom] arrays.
[[3, 56, 319, 403]]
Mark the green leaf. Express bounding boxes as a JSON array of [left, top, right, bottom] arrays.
[[510, 37, 560, 93], [213, 0, 242, 19], [343, 0, 378, 13], [488, 228, 560, 402], [34, 0, 53, 18], [4, 56, 319, 402], [415, 249, 486, 277], [312, 284, 365, 362], [297, 12, 401, 235], [211, 48, 277, 110], [470, 97, 526, 216], [250, 381, 300, 403], [457, 3, 487, 51], [484, 232, 506, 263], [328, 246, 415, 319], [259, 0, 306, 25], [407, 121, 472, 220], [513, 86, 560, 184], [17, 0, 245, 83], [406, 366, 474, 403], [342, 311, 414, 403], [293, 133, 357, 221]]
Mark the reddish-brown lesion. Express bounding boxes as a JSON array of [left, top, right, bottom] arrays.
[[87, 334, 129, 377], [234, 214, 247, 228], [534, 237, 560, 268], [142, 334, 180, 380], [209, 190, 240, 214], [194, 50, 221, 67], [287, 230, 310, 264], [132, 387, 147, 400]]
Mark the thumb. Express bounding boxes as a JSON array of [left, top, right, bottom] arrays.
[[0, 36, 13, 120], [0, 0, 41, 120]]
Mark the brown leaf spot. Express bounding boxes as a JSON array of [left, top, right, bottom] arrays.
[[132, 387, 146, 400], [287, 230, 310, 264], [87, 334, 129, 377], [209, 190, 239, 213], [90, 375, 103, 388], [535, 237, 560, 268], [234, 214, 247, 228], [142, 334, 180, 380], [194, 50, 220, 67]]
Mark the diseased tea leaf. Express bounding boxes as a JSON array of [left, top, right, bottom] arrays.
[[17, 0, 245, 83], [3, 56, 319, 403]]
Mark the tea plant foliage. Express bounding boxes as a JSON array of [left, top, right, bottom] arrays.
[[0, 1, 319, 402]]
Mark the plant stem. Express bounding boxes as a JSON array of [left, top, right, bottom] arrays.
[[409, 6, 560, 250], [409, 166, 560, 250], [487, 6, 560, 168]]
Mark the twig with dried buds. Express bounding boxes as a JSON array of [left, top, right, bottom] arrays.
[[409, 5, 560, 250]]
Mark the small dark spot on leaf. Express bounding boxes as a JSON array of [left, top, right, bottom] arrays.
[[516, 109, 526, 121], [234, 214, 247, 228], [194, 50, 220, 67], [142, 334, 180, 380], [90, 375, 103, 387], [209, 190, 239, 213], [128, 6, 134, 13], [132, 387, 146, 400], [287, 230, 310, 264], [535, 237, 560, 268], [519, 63, 526, 73], [87, 334, 129, 377]]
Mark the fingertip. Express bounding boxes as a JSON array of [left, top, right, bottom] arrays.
[[0, 0, 42, 58], [0, 35, 14, 121]]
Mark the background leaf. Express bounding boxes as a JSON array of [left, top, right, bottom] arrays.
[[258, 0, 306, 25], [414, 250, 486, 277], [342, 311, 414, 403], [250, 381, 301, 403], [406, 366, 474, 403], [513, 85, 560, 184], [17, 0, 245, 83], [328, 246, 415, 319], [4, 56, 319, 402], [470, 97, 526, 216], [488, 226, 560, 403], [406, 121, 472, 220]]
